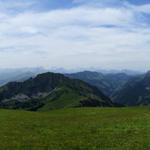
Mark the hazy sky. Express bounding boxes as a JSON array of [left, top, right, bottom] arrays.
[[0, 0, 150, 71]]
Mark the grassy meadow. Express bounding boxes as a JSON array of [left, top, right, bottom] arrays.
[[0, 107, 150, 150]]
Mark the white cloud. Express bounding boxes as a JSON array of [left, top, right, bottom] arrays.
[[131, 4, 150, 14], [0, 1, 150, 70]]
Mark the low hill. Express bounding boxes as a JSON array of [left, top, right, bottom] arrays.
[[65, 71, 133, 97], [0, 72, 115, 110], [0, 106, 150, 150], [112, 71, 150, 106]]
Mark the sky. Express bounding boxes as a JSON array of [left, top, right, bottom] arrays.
[[0, 0, 150, 71]]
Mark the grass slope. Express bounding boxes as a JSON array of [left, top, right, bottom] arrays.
[[38, 86, 114, 111], [38, 86, 85, 111], [0, 107, 150, 150]]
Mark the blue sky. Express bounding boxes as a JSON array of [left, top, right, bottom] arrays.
[[0, 0, 150, 71]]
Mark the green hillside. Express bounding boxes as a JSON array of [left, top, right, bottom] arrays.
[[112, 72, 150, 106], [65, 71, 133, 97], [0, 107, 150, 150], [0, 72, 115, 110]]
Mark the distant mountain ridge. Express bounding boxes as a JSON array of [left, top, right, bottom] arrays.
[[65, 71, 134, 97], [0, 67, 47, 86], [48, 67, 144, 75], [0, 72, 117, 111]]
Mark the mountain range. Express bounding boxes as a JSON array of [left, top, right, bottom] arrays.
[[0, 72, 117, 111], [0, 68, 150, 109]]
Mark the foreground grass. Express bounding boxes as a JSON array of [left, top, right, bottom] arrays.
[[0, 107, 150, 150]]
